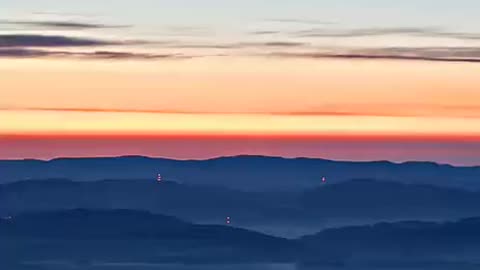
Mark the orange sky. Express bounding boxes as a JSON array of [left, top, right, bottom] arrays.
[[2, 2, 480, 165], [1, 57, 480, 138]]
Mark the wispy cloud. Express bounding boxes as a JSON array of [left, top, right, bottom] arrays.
[[3, 36, 480, 63], [160, 41, 308, 49], [251, 26, 480, 41], [0, 48, 193, 60], [271, 52, 480, 63], [272, 104, 480, 118], [253, 41, 306, 47], [250, 26, 439, 37], [0, 48, 52, 58], [359, 47, 480, 57], [292, 27, 480, 40], [0, 20, 130, 29], [250, 30, 283, 35], [294, 27, 441, 38], [0, 107, 196, 114], [0, 106, 379, 116], [0, 34, 120, 47], [2, 16, 480, 64], [78, 51, 191, 60], [269, 46, 480, 63], [2, 103, 479, 118]]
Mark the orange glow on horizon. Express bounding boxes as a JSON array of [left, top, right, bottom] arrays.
[[2, 57, 480, 146], [3, 132, 480, 143]]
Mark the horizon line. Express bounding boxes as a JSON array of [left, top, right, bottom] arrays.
[[1, 153, 477, 169]]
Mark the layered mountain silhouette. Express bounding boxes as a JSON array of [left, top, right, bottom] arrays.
[[299, 217, 480, 266], [300, 179, 480, 220], [0, 179, 301, 226], [1, 155, 480, 191], [3, 209, 480, 268], [0, 209, 296, 266], [2, 155, 480, 268], [3, 178, 480, 238]]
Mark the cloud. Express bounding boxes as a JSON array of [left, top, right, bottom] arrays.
[[163, 43, 239, 49], [251, 27, 440, 37], [294, 27, 440, 38], [2, 39, 480, 64], [0, 106, 385, 116], [258, 41, 306, 47], [269, 47, 480, 63], [292, 27, 480, 40], [251, 26, 480, 40], [2, 33, 479, 64], [0, 34, 120, 47], [359, 47, 480, 58], [271, 104, 480, 118], [0, 107, 194, 114], [160, 41, 308, 50], [0, 48, 192, 60], [250, 31, 283, 35], [421, 30, 480, 40], [0, 20, 130, 29], [272, 52, 480, 63], [0, 48, 52, 58], [75, 50, 190, 60], [2, 103, 479, 118]]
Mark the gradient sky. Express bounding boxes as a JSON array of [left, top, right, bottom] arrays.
[[1, 1, 480, 164]]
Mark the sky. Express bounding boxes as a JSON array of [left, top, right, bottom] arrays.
[[1, 0, 480, 165]]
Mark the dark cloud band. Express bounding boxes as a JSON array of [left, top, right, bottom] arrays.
[[269, 46, 480, 63], [0, 20, 129, 29], [272, 53, 480, 63], [0, 34, 118, 47], [0, 48, 191, 60]]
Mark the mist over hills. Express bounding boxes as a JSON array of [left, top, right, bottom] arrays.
[[1, 155, 480, 191], [3, 178, 480, 238], [0, 179, 300, 227], [0, 209, 296, 265], [2, 155, 480, 268], [3, 209, 480, 268], [300, 179, 480, 219], [299, 217, 480, 265]]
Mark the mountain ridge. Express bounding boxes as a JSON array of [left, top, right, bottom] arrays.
[[1, 154, 473, 168], [4, 178, 480, 238], [1, 155, 479, 192]]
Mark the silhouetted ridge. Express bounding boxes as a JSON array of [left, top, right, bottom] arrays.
[[4, 178, 480, 234], [297, 217, 480, 264], [299, 179, 480, 219], [1, 155, 479, 191], [0, 209, 296, 264]]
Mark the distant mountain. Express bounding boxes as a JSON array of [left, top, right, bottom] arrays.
[[300, 179, 480, 220], [3, 209, 480, 268], [1, 155, 479, 191], [0, 179, 302, 226], [299, 217, 480, 265], [0, 209, 297, 265], [4, 178, 480, 239]]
